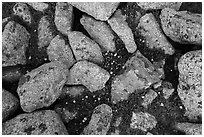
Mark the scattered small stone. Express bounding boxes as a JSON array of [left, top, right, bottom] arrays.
[[2, 21, 30, 67], [137, 2, 182, 10], [55, 2, 73, 35], [13, 2, 32, 25], [17, 61, 69, 112], [38, 16, 56, 48], [177, 50, 202, 121], [67, 60, 110, 92], [130, 111, 157, 132], [175, 122, 202, 135], [47, 35, 75, 68], [2, 110, 68, 135], [69, 2, 119, 21], [2, 89, 19, 122], [108, 9, 137, 53], [162, 81, 174, 99], [82, 104, 113, 135], [67, 31, 104, 64], [160, 8, 202, 45], [141, 89, 158, 108], [26, 2, 48, 12], [80, 15, 116, 52], [138, 13, 175, 55]]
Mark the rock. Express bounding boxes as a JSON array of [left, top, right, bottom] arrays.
[[146, 132, 154, 135], [67, 31, 104, 64], [138, 13, 175, 55], [2, 21, 30, 67], [161, 81, 174, 99], [130, 112, 157, 132], [55, 2, 73, 35], [80, 15, 116, 52], [17, 61, 69, 112], [177, 50, 202, 121], [111, 51, 161, 104], [137, 2, 182, 10], [108, 9, 137, 53], [26, 2, 48, 12], [2, 89, 19, 122], [2, 110, 68, 135], [82, 104, 113, 135], [69, 2, 119, 21], [47, 35, 75, 68], [175, 122, 202, 135], [67, 60, 110, 92], [141, 89, 158, 108], [160, 8, 202, 45], [38, 16, 56, 48], [13, 2, 32, 25]]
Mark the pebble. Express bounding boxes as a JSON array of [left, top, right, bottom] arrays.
[[47, 35, 76, 68], [80, 15, 116, 52], [13, 2, 32, 25], [2, 89, 19, 122], [137, 2, 182, 10], [38, 16, 56, 48], [82, 104, 113, 135], [67, 60, 110, 92], [161, 81, 174, 99], [59, 85, 88, 98], [17, 61, 69, 112], [138, 13, 175, 55], [108, 9, 137, 53], [160, 8, 202, 45], [141, 89, 158, 108], [2, 110, 68, 135], [69, 2, 119, 21], [111, 51, 161, 104], [26, 2, 48, 12], [55, 2, 73, 35], [175, 122, 202, 135], [130, 111, 157, 132], [177, 50, 202, 121], [67, 31, 104, 64], [2, 21, 30, 67]]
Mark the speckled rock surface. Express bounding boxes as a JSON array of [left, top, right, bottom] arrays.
[[2, 89, 19, 122], [69, 2, 119, 21], [67, 60, 110, 92], [137, 2, 182, 10], [47, 35, 75, 68], [82, 104, 113, 135], [160, 8, 202, 45], [25, 2, 48, 12], [177, 50, 202, 121], [2, 110, 68, 135], [141, 89, 158, 108], [67, 31, 104, 64], [17, 61, 69, 112], [80, 15, 116, 52], [2, 21, 30, 67], [175, 122, 202, 135]]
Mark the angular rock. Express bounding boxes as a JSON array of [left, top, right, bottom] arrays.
[[138, 13, 175, 55], [55, 2, 73, 35], [2, 21, 30, 67], [137, 2, 182, 10], [13, 2, 32, 25], [38, 16, 56, 48], [82, 104, 113, 135], [161, 81, 174, 99], [67, 31, 104, 64], [47, 35, 75, 68], [2, 89, 19, 122], [175, 122, 202, 135], [69, 2, 119, 21], [160, 8, 202, 45], [177, 50, 202, 121], [26, 2, 48, 12], [130, 112, 157, 132], [141, 89, 158, 108], [17, 61, 69, 112], [108, 9, 137, 53], [80, 15, 116, 52], [111, 51, 162, 104], [67, 60, 110, 92], [2, 110, 68, 135]]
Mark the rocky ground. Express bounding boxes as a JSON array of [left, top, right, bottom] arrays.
[[2, 2, 202, 135]]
